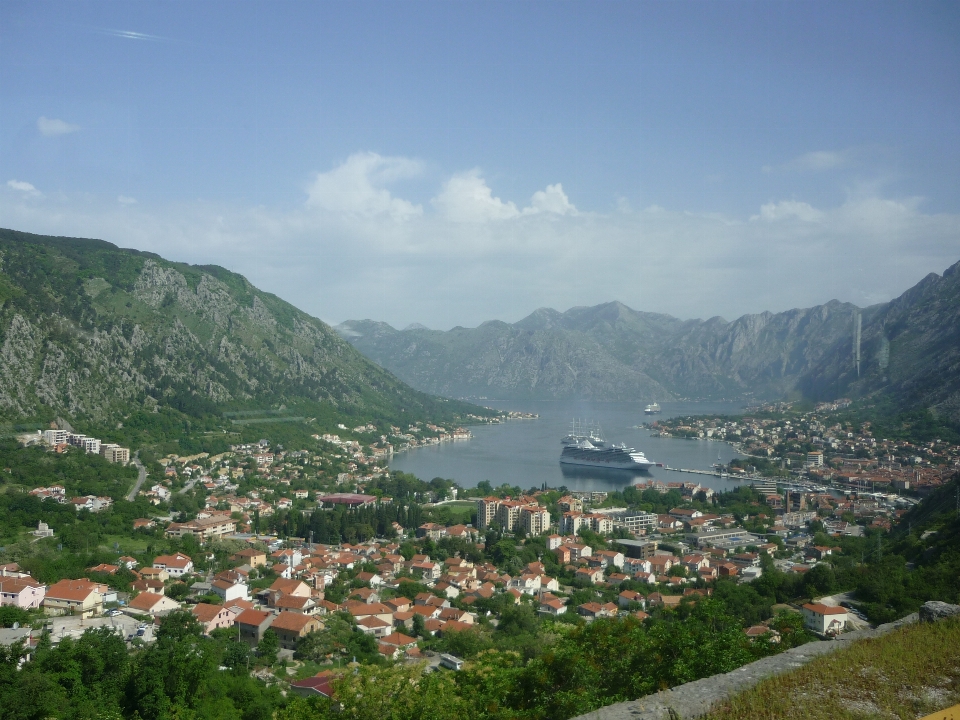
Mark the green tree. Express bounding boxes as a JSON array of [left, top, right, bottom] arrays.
[[257, 629, 279, 665]]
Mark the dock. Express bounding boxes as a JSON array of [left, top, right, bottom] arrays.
[[659, 466, 735, 478]]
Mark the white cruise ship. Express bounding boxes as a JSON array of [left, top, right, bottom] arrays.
[[559, 422, 654, 471]]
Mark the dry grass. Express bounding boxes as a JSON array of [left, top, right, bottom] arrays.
[[704, 618, 960, 720]]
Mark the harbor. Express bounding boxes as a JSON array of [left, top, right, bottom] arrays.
[[390, 400, 749, 492]]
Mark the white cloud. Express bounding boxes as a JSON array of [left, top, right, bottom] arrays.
[[526, 183, 577, 216], [37, 116, 80, 137], [751, 200, 824, 223], [6, 180, 40, 196], [432, 170, 520, 222], [305, 152, 422, 221], [118, 195, 138, 205], [432, 173, 577, 222], [1, 152, 958, 332]]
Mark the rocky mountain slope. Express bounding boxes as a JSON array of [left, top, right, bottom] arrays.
[[338, 259, 960, 422], [0, 228, 480, 426]]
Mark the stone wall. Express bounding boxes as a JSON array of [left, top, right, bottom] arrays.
[[573, 604, 960, 720]]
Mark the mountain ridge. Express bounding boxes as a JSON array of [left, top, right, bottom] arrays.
[[337, 259, 960, 422], [0, 228, 484, 428]]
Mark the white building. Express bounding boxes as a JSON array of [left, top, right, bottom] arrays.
[[519, 507, 551, 536], [801, 603, 847, 634]]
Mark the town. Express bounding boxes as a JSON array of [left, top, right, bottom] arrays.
[[650, 404, 959, 496], [0, 411, 906, 706]]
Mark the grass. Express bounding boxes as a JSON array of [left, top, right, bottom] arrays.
[[704, 618, 960, 720], [101, 534, 151, 554]]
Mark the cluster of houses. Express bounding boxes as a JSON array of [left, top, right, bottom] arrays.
[[655, 412, 959, 493], [28, 484, 114, 513]]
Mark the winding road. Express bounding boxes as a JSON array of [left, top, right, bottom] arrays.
[[125, 452, 147, 502]]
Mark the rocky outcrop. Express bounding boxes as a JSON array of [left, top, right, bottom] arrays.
[[919, 600, 960, 623]]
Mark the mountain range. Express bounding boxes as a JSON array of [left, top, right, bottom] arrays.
[[337, 259, 960, 422], [0, 228, 480, 428]]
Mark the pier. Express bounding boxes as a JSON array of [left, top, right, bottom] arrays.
[[659, 465, 737, 479]]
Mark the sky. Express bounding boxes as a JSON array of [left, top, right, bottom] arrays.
[[2, 1, 959, 330]]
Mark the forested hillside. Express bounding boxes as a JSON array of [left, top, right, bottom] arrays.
[[0, 229, 488, 431]]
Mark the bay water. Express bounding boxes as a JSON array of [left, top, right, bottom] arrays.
[[389, 401, 751, 493]]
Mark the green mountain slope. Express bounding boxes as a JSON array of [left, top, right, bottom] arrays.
[[337, 260, 960, 422], [0, 228, 484, 428]]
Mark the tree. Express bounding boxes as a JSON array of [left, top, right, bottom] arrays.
[[411, 613, 426, 639], [803, 563, 836, 597], [221, 640, 250, 672], [257, 629, 279, 665]]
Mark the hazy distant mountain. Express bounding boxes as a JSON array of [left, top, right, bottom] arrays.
[[0, 228, 482, 426], [337, 259, 960, 422]]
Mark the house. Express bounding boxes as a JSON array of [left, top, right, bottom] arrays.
[[618, 590, 645, 609], [272, 548, 304, 567], [623, 558, 652, 575], [385, 598, 412, 614], [0, 577, 46, 609], [275, 594, 317, 615], [647, 593, 682, 609], [714, 562, 738, 577], [594, 550, 625, 569], [44, 579, 104, 618], [577, 602, 616, 620], [235, 609, 275, 646], [744, 625, 781, 643], [152, 553, 194, 577], [357, 616, 393, 637], [0, 563, 29, 578], [539, 598, 567, 616], [191, 603, 237, 634], [380, 631, 418, 650], [131, 578, 166, 595], [575, 567, 605, 585], [164, 516, 236, 543], [343, 601, 394, 626], [290, 671, 337, 699], [801, 603, 848, 635], [212, 579, 250, 603], [409, 561, 441, 580], [648, 556, 674, 574], [128, 592, 180, 616], [354, 572, 383, 588], [230, 548, 268, 568], [438, 607, 474, 624], [417, 523, 448, 540], [507, 574, 542, 595], [270, 611, 323, 650], [350, 588, 380, 604], [267, 578, 311, 599], [140, 567, 169, 583]]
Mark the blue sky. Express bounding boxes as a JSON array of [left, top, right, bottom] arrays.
[[2, 1, 959, 329]]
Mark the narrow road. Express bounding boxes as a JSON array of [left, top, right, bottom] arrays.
[[125, 452, 147, 502]]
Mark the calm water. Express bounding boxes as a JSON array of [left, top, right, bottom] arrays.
[[390, 401, 751, 493]]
